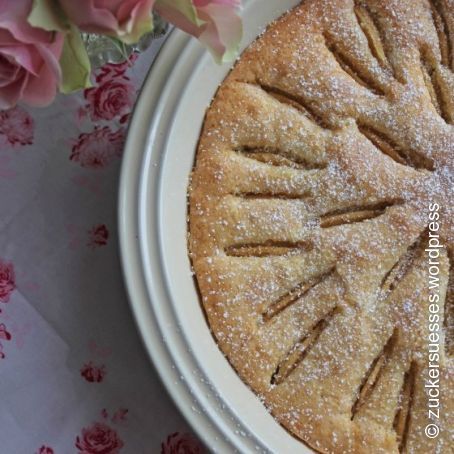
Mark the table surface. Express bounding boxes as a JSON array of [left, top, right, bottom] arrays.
[[0, 34, 206, 454]]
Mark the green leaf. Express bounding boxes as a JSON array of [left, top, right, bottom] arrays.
[[28, 0, 69, 32], [59, 25, 92, 93], [117, 13, 154, 45]]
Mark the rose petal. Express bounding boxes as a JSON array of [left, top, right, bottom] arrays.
[[0, 0, 64, 108], [155, 0, 242, 62], [0, 29, 20, 46], [0, 0, 53, 44], [0, 71, 28, 109], [0, 55, 19, 85], [155, 0, 203, 32], [1, 44, 42, 75], [20, 38, 63, 107], [198, 3, 242, 62], [60, 0, 155, 44], [116, 1, 154, 44]]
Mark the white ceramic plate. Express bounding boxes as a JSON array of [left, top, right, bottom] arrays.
[[119, 1, 312, 452]]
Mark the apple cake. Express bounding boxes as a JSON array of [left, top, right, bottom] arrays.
[[188, 0, 453, 452]]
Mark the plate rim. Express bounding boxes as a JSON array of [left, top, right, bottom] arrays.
[[119, 29, 258, 452], [118, 2, 309, 452]]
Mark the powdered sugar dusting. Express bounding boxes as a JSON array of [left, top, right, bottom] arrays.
[[189, 0, 453, 452]]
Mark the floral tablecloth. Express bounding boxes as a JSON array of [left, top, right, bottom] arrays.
[[0, 34, 205, 454]]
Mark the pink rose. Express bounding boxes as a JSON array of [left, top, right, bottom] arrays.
[[155, 0, 242, 62], [80, 361, 106, 383], [0, 106, 34, 146], [70, 127, 125, 169], [75, 422, 123, 454], [161, 432, 205, 454], [0, 0, 64, 109], [59, 0, 155, 44], [84, 72, 134, 122], [0, 260, 15, 303]]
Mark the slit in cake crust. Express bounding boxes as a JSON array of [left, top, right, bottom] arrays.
[[235, 192, 312, 200], [237, 146, 326, 170], [393, 361, 417, 453], [353, 1, 398, 79], [381, 230, 427, 295], [420, 49, 454, 124], [270, 307, 338, 385], [351, 329, 399, 419], [428, 0, 453, 70], [324, 32, 387, 96], [225, 241, 313, 258], [320, 201, 397, 228], [357, 123, 435, 171], [262, 268, 336, 321], [255, 84, 335, 129]]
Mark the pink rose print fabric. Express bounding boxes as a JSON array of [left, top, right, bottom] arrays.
[[0, 260, 15, 303], [70, 57, 138, 170], [70, 126, 125, 169], [101, 408, 129, 425], [0, 0, 64, 109], [0, 260, 15, 359], [75, 422, 123, 454], [110, 408, 128, 424], [0, 323, 12, 341], [0, 323, 12, 357], [161, 432, 206, 454], [80, 362, 107, 383], [100, 408, 129, 424], [85, 79, 134, 123], [36, 447, 54, 454], [84, 61, 136, 122], [0, 106, 34, 147], [0, 32, 204, 453], [87, 224, 110, 248]]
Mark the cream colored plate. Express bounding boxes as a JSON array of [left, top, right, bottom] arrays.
[[118, 1, 313, 452]]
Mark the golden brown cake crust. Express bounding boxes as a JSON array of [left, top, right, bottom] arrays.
[[188, 1, 454, 452]]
